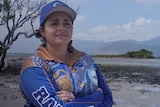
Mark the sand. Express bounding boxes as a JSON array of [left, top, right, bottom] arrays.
[[0, 74, 25, 107], [110, 81, 160, 107]]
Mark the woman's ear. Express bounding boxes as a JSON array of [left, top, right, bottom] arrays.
[[39, 26, 45, 38]]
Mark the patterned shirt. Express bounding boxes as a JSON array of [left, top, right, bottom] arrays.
[[19, 44, 113, 107]]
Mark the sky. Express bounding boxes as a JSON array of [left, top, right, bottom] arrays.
[[2, 0, 160, 53]]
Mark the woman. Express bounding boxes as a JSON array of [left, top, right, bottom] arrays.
[[19, 0, 113, 107]]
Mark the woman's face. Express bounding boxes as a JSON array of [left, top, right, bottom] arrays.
[[40, 12, 73, 47]]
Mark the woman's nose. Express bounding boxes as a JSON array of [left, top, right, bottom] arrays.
[[58, 24, 65, 30]]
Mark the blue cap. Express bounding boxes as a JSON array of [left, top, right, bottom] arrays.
[[40, 0, 76, 26]]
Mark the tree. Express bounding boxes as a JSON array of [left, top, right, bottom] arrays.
[[126, 49, 153, 58], [0, 0, 46, 72], [139, 49, 153, 58]]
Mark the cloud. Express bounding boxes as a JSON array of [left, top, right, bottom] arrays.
[[135, 0, 160, 4], [74, 17, 160, 42], [75, 15, 86, 23], [134, 0, 160, 8], [134, 0, 160, 9]]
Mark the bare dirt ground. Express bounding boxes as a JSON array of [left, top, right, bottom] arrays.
[[0, 57, 160, 107], [0, 73, 25, 107]]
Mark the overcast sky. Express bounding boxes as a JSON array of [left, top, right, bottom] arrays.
[[5, 0, 160, 53]]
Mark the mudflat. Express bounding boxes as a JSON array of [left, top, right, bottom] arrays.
[[0, 56, 160, 107]]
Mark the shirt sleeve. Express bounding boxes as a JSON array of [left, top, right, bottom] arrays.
[[65, 90, 104, 107], [95, 64, 113, 107], [19, 66, 63, 107], [19, 64, 113, 107], [69, 64, 113, 107], [20, 66, 104, 107]]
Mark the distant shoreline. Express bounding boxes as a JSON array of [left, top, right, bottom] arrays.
[[5, 53, 160, 68], [93, 57, 160, 68]]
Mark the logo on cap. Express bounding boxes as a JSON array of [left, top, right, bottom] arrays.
[[53, 1, 64, 7]]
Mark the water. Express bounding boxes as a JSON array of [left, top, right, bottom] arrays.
[[6, 53, 160, 68], [93, 57, 160, 68], [6, 53, 32, 60]]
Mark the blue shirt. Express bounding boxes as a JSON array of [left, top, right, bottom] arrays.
[[19, 44, 113, 107]]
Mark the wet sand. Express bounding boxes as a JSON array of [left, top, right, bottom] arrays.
[[0, 74, 25, 107], [111, 82, 160, 107]]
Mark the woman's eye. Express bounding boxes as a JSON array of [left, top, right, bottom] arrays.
[[64, 22, 72, 27], [49, 21, 72, 28], [64, 22, 70, 25], [51, 22, 58, 26]]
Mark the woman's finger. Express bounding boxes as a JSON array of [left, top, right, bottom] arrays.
[[56, 91, 75, 102]]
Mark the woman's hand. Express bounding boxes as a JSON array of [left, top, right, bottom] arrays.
[[56, 91, 75, 102]]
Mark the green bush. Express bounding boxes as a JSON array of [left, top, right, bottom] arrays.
[[126, 49, 153, 58]]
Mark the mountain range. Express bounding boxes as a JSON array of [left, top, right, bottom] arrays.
[[72, 36, 160, 57]]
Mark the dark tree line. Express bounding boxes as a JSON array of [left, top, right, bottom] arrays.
[[126, 49, 153, 58]]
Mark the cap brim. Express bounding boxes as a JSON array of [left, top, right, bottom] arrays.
[[44, 6, 76, 22]]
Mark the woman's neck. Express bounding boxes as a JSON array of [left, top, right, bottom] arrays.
[[45, 44, 70, 63]]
